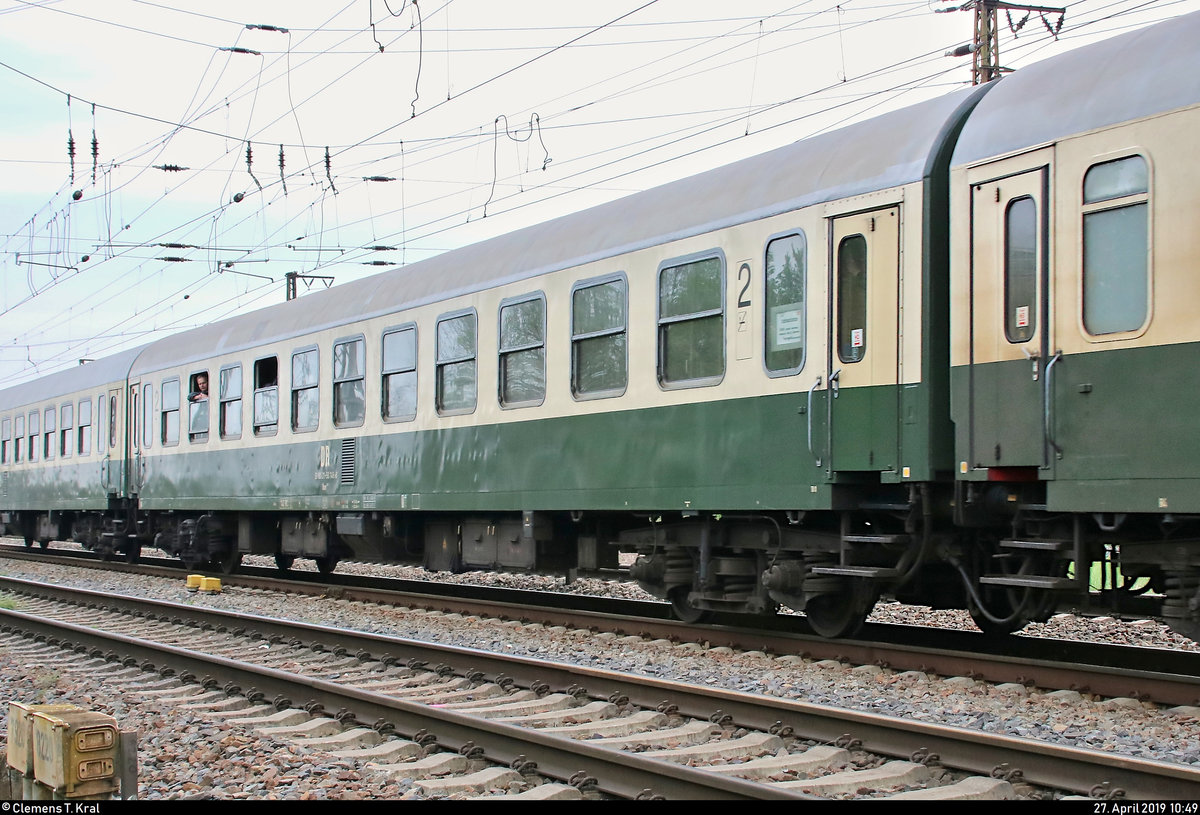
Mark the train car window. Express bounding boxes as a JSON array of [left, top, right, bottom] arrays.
[[131, 388, 139, 451], [161, 379, 180, 446], [764, 233, 807, 375], [436, 311, 477, 416], [333, 338, 366, 428], [28, 411, 39, 463], [1082, 155, 1150, 335], [291, 349, 320, 432], [837, 235, 869, 363], [658, 255, 725, 386], [13, 415, 23, 463], [571, 276, 627, 398], [43, 407, 55, 461], [142, 382, 154, 449], [219, 364, 243, 440], [1004, 197, 1038, 343], [78, 399, 92, 456], [253, 357, 279, 436], [1, 417, 9, 464], [188, 372, 209, 442], [108, 394, 118, 450], [382, 327, 417, 422], [499, 294, 546, 408], [60, 403, 73, 459]]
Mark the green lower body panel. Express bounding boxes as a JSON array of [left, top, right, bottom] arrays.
[[138, 388, 939, 514], [952, 342, 1200, 513]]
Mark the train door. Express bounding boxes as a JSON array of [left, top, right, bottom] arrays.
[[102, 387, 124, 495], [129, 380, 144, 495], [827, 206, 900, 473], [966, 152, 1053, 472]]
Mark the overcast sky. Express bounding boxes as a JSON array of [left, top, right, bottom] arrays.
[[1, 0, 1196, 389]]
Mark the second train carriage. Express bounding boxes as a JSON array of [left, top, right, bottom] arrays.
[[3, 11, 1200, 640]]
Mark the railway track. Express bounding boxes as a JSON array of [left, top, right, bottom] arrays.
[[2, 575, 1199, 800], [4, 544, 1200, 708]]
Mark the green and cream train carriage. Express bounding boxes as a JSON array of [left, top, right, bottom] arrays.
[[4, 10, 1200, 641], [948, 12, 1200, 639]]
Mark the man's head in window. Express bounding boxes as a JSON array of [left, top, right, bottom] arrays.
[[191, 373, 209, 401]]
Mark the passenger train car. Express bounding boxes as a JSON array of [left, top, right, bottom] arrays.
[[3, 12, 1200, 641]]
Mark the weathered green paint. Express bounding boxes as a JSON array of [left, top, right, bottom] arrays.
[[952, 342, 1200, 512], [0, 458, 111, 511], [136, 386, 937, 516]]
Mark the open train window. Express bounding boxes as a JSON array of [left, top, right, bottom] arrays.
[[1, 417, 9, 464], [382, 327, 417, 422], [219, 364, 243, 440], [291, 348, 320, 432], [28, 411, 39, 463], [78, 398, 92, 456], [435, 310, 477, 416], [253, 356, 279, 436], [161, 379, 180, 446], [658, 253, 725, 387], [764, 233, 807, 375], [43, 407, 55, 461], [571, 275, 627, 399], [60, 403, 73, 459], [1082, 155, 1150, 336], [13, 415, 23, 463], [333, 337, 366, 428], [188, 372, 209, 442], [499, 294, 546, 408]]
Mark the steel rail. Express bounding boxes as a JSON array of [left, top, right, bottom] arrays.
[[3, 576, 1199, 799]]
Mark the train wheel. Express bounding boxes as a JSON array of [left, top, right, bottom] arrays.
[[315, 556, 339, 575], [804, 583, 874, 638], [968, 587, 1030, 636], [274, 554, 295, 572], [23, 537, 33, 548], [668, 587, 711, 624], [38, 539, 50, 549], [217, 549, 243, 575], [124, 545, 141, 564]]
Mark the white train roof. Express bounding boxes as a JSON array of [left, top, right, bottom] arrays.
[[0, 348, 144, 410], [953, 11, 1200, 167], [127, 84, 987, 376]]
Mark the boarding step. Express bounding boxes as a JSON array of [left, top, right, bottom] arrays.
[[999, 538, 1072, 552], [979, 575, 1076, 590], [808, 566, 901, 579]]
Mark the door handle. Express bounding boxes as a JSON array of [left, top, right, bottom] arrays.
[[830, 368, 841, 398], [807, 376, 823, 467]]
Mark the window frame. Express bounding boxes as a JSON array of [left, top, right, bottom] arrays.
[[291, 346, 321, 433], [161, 378, 181, 447], [435, 308, 478, 417], [60, 402, 74, 459], [1003, 195, 1038, 345], [219, 363, 244, 440], [1, 416, 10, 465], [498, 292, 547, 409], [1080, 153, 1152, 340], [43, 406, 55, 461], [381, 324, 418, 424], [28, 410, 39, 463], [570, 272, 629, 401], [332, 335, 367, 429], [253, 355, 280, 437], [762, 230, 808, 378], [77, 398, 92, 457], [187, 371, 210, 443], [14, 414, 24, 463], [656, 250, 727, 389], [142, 382, 154, 450]]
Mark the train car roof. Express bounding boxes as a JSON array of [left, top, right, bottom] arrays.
[[952, 11, 1200, 167], [0, 347, 143, 410], [130, 83, 987, 376]]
